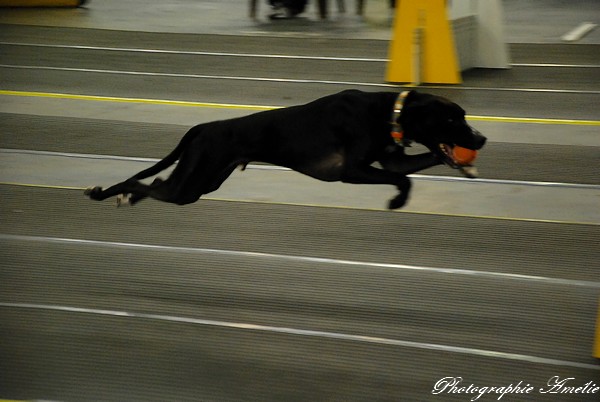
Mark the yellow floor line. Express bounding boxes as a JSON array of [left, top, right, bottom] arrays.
[[0, 0, 82, 5], [0, 400, 30, 402], [468, 115, 600, 126], [2, 89, 599, 126], [0, 90, 279, 111]]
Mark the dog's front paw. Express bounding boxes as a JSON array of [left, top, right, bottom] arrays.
[[84, 186, 103, 199], [388, 194, 408, 210]]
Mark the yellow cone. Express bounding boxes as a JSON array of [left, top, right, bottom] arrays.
[[386, 0, 461, 84]]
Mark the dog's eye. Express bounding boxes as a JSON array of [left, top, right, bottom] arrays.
[[447, 118, 455, 123]]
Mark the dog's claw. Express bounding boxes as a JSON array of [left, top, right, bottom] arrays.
[[116, 193, 132, 207]]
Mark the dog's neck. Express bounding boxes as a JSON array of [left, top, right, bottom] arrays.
[[391, 91, 413, 147]]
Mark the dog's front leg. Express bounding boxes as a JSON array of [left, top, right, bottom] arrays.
[[379, 149, 441, 175], [376, 150, 441, 209], [388, 176, 411, 209], [340, 165, 412, 209]]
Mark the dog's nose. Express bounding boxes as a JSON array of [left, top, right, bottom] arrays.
[[471, 128, 487, 149]]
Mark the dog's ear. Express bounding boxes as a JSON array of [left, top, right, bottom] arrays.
[[399, 91, 434, 135]]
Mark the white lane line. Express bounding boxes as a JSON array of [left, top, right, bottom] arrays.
[[0, 64, 391, 88], [3, 42, 600, 68], [409, 174, 600, 191], [512, 63, 600, 68], [1, 234, 599, 289], [3, 64, 600, 95], [0, 42, 385, 62], [0, 148, 161, 163], [562, 22, 598, 42], [2, 148, 599, 191], [1, 301, 598, 371]]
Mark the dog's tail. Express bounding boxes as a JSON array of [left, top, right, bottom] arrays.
[[128, 125, 200, 181]]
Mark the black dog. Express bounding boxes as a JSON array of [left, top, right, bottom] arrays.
[[85, 90, 486, 209]]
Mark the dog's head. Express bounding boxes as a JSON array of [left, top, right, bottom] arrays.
[[399, 91, 486, 167]]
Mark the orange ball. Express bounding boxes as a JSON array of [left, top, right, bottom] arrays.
[[452, 146, 478, 165]]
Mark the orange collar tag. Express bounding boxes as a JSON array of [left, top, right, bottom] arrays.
[[391, 131, 404, 144]]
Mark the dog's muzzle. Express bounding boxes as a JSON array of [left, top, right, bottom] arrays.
[[436, 127, 487, 174], [468, 128, 487, 150]]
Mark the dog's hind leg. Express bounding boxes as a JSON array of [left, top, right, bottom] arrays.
[[85, 178, 153, 204], [126, 177, 164, 206], [86, 143, 205, 205], [116, 158, 239, 206], [150, 161, 239, 205], [86, 177, 198, 206], [203, 162, 240, 194]]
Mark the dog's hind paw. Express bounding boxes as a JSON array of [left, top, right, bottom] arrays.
[[116, 193, 132, 207], [84, 186, 102, 199]]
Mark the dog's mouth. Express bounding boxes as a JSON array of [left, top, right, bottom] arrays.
[[437, 143, 479, 178], [438, 143, 459, 166], [439, 143, 453, 159]]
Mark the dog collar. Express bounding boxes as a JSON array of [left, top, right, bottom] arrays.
[[391, 91, 412, 147]]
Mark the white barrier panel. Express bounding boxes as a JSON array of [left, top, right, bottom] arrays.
[[450, 0, 511, 69]]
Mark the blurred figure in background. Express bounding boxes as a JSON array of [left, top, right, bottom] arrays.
[[268, 0, 308, 19]]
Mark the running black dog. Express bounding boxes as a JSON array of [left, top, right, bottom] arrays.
[[85, 90, 486, 209]]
